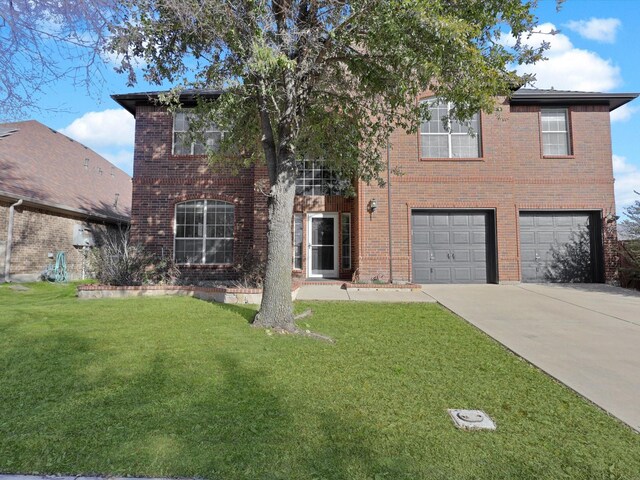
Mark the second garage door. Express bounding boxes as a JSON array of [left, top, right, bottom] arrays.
[[412, 211, 492, 284], [520, 212, 599, 283]]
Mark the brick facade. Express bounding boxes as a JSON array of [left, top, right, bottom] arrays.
[[356, 100, 618, 283], [1, 200, 116, 281], [125, 92, 624, 284]]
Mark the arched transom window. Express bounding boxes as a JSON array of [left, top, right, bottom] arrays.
[[174, 200, 234, 264]]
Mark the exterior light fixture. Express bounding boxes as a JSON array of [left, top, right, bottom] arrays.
[[605, 213, 620, 223], [368, 199, 377, 214]]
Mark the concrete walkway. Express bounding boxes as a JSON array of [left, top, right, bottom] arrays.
[[421, 283, 640, 432], [297, 284, 436, 302]]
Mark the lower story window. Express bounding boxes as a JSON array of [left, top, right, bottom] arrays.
[[174, 200, 234, 264], [293, 214, 303, 270]]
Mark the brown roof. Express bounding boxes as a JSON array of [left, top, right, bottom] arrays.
[[0, 120, 131, 222]]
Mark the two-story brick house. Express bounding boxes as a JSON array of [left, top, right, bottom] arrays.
[[113, 88, 637, 284]]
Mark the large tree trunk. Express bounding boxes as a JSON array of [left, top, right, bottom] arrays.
[[253, 171, 297, 330]]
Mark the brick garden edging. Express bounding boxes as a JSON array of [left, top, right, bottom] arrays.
[[77, 284, 300, 305], [341, 282, 421, 291]]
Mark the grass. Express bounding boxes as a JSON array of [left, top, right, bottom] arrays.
[[0, 282, 639, 480]]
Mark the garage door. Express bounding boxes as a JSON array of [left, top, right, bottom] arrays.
[[412, 211, 489, 284], [520, 212, 595, 283]]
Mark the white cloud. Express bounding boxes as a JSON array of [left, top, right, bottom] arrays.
[[610, 104, 638, 123], [512, 23, 621, 92], [97, 148, 134, 175], [60, 109, 135, 148], [613, 154, 640, 211], [565, 18, 621, 44]]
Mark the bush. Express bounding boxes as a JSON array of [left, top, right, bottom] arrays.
[[619, 192, 640, 290], [232, 252, 266, 288], [89, 228, 180, 286]]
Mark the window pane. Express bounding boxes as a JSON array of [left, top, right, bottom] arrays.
[[541, 109, 567, 132], [293, 214, 302, 270], [175, 239, 203, 264], [543, 132, 569, 156], [173, 132, 191, 155], [173, 111, 223, 156], [173, 112, 188, 132], [193, 141, 206, 155], [205, 239, 233, 264], [421, 102, 448, 134], [295, 159, 349, 197], [176, 201, 204, 239], [450, 112, 479, 134], [175, 200, 233, 264], [202, 200, 235, 264], [451, 134, 479, 158], [541, 109, 570, 155], [205, 131, 222, 151], [342, 214, 351, 270], [421, 100, 481, 158], [421, 134, 448, 158]]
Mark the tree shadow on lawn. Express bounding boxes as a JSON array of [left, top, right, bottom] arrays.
[[0, 329, 424, 479], [214, 301, 257, 324], [0, 324, 632, 480]]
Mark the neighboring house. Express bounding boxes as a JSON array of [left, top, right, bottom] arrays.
[[0, 120, 132, 281], [112, 88, 636, 284]]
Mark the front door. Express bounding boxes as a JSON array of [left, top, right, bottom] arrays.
[[307, 213, 339, 278]]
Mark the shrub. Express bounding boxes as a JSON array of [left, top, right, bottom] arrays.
[[89, 228, 180, 286], [232, 252, 266, 288], [619, 192, 640, 290]]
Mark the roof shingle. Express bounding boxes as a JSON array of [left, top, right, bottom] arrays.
[[0, 120, 131, 221]]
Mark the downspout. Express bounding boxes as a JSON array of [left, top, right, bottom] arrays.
[[4, 199, 23, 282], [387, 141, 393, 283]]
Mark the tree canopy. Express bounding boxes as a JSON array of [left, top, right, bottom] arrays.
[[0, 0, 116, 119], [107, 0, 547, 330]]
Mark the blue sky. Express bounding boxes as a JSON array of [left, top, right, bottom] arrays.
[[19, 0, 640, 215]]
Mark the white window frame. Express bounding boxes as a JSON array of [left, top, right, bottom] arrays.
[[295, 159, 350, 196], [292, 213, 303, 270], [420, 99, 481, 159], [341, 213, 351, 270], [173, 200, 234, 265], [172, 110, 224, 156], [541, 108, 571, 156]]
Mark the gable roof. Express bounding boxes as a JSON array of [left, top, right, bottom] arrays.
[[0, 120, 131, 222], [511, 88, 638, 111]]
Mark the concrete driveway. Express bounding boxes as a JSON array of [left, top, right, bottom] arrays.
[[421, 283, 640, 432]]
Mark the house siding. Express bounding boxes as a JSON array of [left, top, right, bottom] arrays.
[[356, 100, 618, 283], [128, 98, 619, 284], [0, 200, 116, 281], [131, 106, 265, 282]]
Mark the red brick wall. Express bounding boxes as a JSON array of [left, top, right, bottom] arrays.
[[130, 106, 263, 282], [130, 106, 359, 282], [130, 99, 618, 284], [0, 201, 115, 280], [357, 100, 618, 283]]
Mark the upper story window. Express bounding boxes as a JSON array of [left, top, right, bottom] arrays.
[[295, 159, 350, 196], [174, 200, 234, 264], [541, 108, 571, 156], [173, 111, 223, 155], [420, 99, 481, 158]]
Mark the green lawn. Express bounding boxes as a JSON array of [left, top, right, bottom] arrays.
[[0, 283, 639, 480]]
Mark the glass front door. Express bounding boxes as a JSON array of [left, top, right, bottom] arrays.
[[307, 213, 338, 277]]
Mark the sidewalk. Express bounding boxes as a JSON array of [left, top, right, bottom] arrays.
[[297, 284, 436, 302]]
